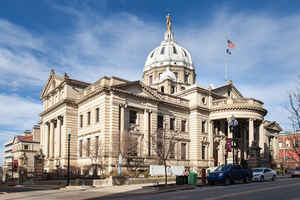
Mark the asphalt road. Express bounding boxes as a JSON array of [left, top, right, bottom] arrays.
[[101, 178, 300, 200]]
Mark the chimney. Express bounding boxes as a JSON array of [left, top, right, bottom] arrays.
[[32, 125, 40, 142], [24, 130, 32, 136]]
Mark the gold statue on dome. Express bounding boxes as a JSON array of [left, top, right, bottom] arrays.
[[166, 13, 172, 31]]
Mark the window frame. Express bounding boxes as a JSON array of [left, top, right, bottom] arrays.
[[181, 120, 187, 132], [80, 115, 83, 128], [87, 111, 91, 125], [96, 108, 100, 123]]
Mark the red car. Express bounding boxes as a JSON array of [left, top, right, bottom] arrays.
[[291, 167, 300, 178]]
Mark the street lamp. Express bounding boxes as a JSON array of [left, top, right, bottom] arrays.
[[66, 128, 71, 186], [229, 115, 238, 164]]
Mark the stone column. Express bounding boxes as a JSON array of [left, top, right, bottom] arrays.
[[208, 120, 214, 167], [57, 117, 62, 158], [227, 119, 233, 164], [249, 119, 254, 148], [119, 105, 125, 154], [218, 142, 224, 165], [244, 128, 248, 159], [50, 121, 54, 159], [259, 121, 265, 156], [46, 122, 50, 158]]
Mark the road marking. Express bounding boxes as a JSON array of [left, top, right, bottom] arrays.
[[204, 182, 300, 200]]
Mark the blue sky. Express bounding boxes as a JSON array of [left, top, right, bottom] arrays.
[[0, 0, 300, 165]]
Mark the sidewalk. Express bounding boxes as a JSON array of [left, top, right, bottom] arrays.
[[0, 182, 198, 200]]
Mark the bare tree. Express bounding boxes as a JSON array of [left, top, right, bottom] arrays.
[[153, 125, 178, 185], [82, 138, 105, 177], [287, 76, 300, 130], [120, 131, 144, 175]]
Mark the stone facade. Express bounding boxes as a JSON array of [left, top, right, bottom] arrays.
[[39, 16, 281, 173]]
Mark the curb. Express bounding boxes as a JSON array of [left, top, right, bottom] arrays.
[[96, 185, 197, 199]]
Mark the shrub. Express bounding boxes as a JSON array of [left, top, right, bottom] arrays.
[[75, 178, 81, 185], [144, 170, 150, 178]]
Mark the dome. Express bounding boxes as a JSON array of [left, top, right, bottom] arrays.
[[160, 67, 176, 82], [144, 24, 194, 72]]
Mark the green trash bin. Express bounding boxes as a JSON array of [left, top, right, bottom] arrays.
[[188, 172, 197, 185]]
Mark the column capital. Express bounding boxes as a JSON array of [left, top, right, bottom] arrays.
[[57, 115, 64, 121]]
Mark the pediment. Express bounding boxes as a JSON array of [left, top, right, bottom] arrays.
[[264, 121, 282, 132], [40, 72, 63, 99], [114, 81, 161, 100], [212, 83, 243, 98]]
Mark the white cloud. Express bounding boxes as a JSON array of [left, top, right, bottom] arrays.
[[0, 93, 41, 130], [0, 6, 299, 135]]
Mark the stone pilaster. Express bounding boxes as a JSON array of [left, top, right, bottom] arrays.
[[50, 121, 54, 159], [208, 120, 214, 167], [259, 121, 265, 156], [249, 118, 254, 147]]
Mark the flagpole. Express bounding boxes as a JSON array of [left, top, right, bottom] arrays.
[[225, 35, 229, 83], [225, 50, 228, 83]]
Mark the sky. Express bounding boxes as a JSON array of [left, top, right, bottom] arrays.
[[0, 0, 299, 165]]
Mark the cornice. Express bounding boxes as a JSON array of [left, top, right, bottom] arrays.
[[40, 98, 77, 117], [210, 105, 267, 116]]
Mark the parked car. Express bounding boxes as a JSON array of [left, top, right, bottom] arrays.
[[207, 164, 252, 185], [252, 168, 276, 182], [291, 167, 300, 178]]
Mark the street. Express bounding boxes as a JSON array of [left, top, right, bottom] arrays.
[[97, 178, 300, 200], [1, 178, 300, 200]]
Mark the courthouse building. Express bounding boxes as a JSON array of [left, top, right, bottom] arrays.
[[39, 16, 281, 173]]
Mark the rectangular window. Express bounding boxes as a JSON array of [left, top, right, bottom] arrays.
[[202, 120, 206, 133], [96, 108, 100, 123], [24, 145, 29, 150], [86, 138, 90, 157], [202, 145, 206, 160], [159, 73, 162, 79], [184, 74, 189, 83], [181, 143, 186, 160], [294, 138, 299, 148], [87, 112, 91, 125], [149, 75, 153, 85], [129, 110, 138, 124], [174, 72, 178, 80], [173, 46, 177, 54], [169, 141, 175, 159], [95, 136, 99, 157], [170, 118, 175, 130], [181, 120, 186, 132], [80, 115, 83, 128], [171, 86, 175, 94], [286, 140, 290, 148], [79, 140, 83, 157], [160, 47, 165, 54], [158, 115, 164, 129]]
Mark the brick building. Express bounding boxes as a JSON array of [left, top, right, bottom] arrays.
[[278, 130, 300, 168]]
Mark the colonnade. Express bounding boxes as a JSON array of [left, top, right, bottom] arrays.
[[207, 118, 265, 167], [43, 116, 64, 164]]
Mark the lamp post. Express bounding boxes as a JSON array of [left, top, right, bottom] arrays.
[[229, 115, 238, 164], [66, 128, 71, 186]]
